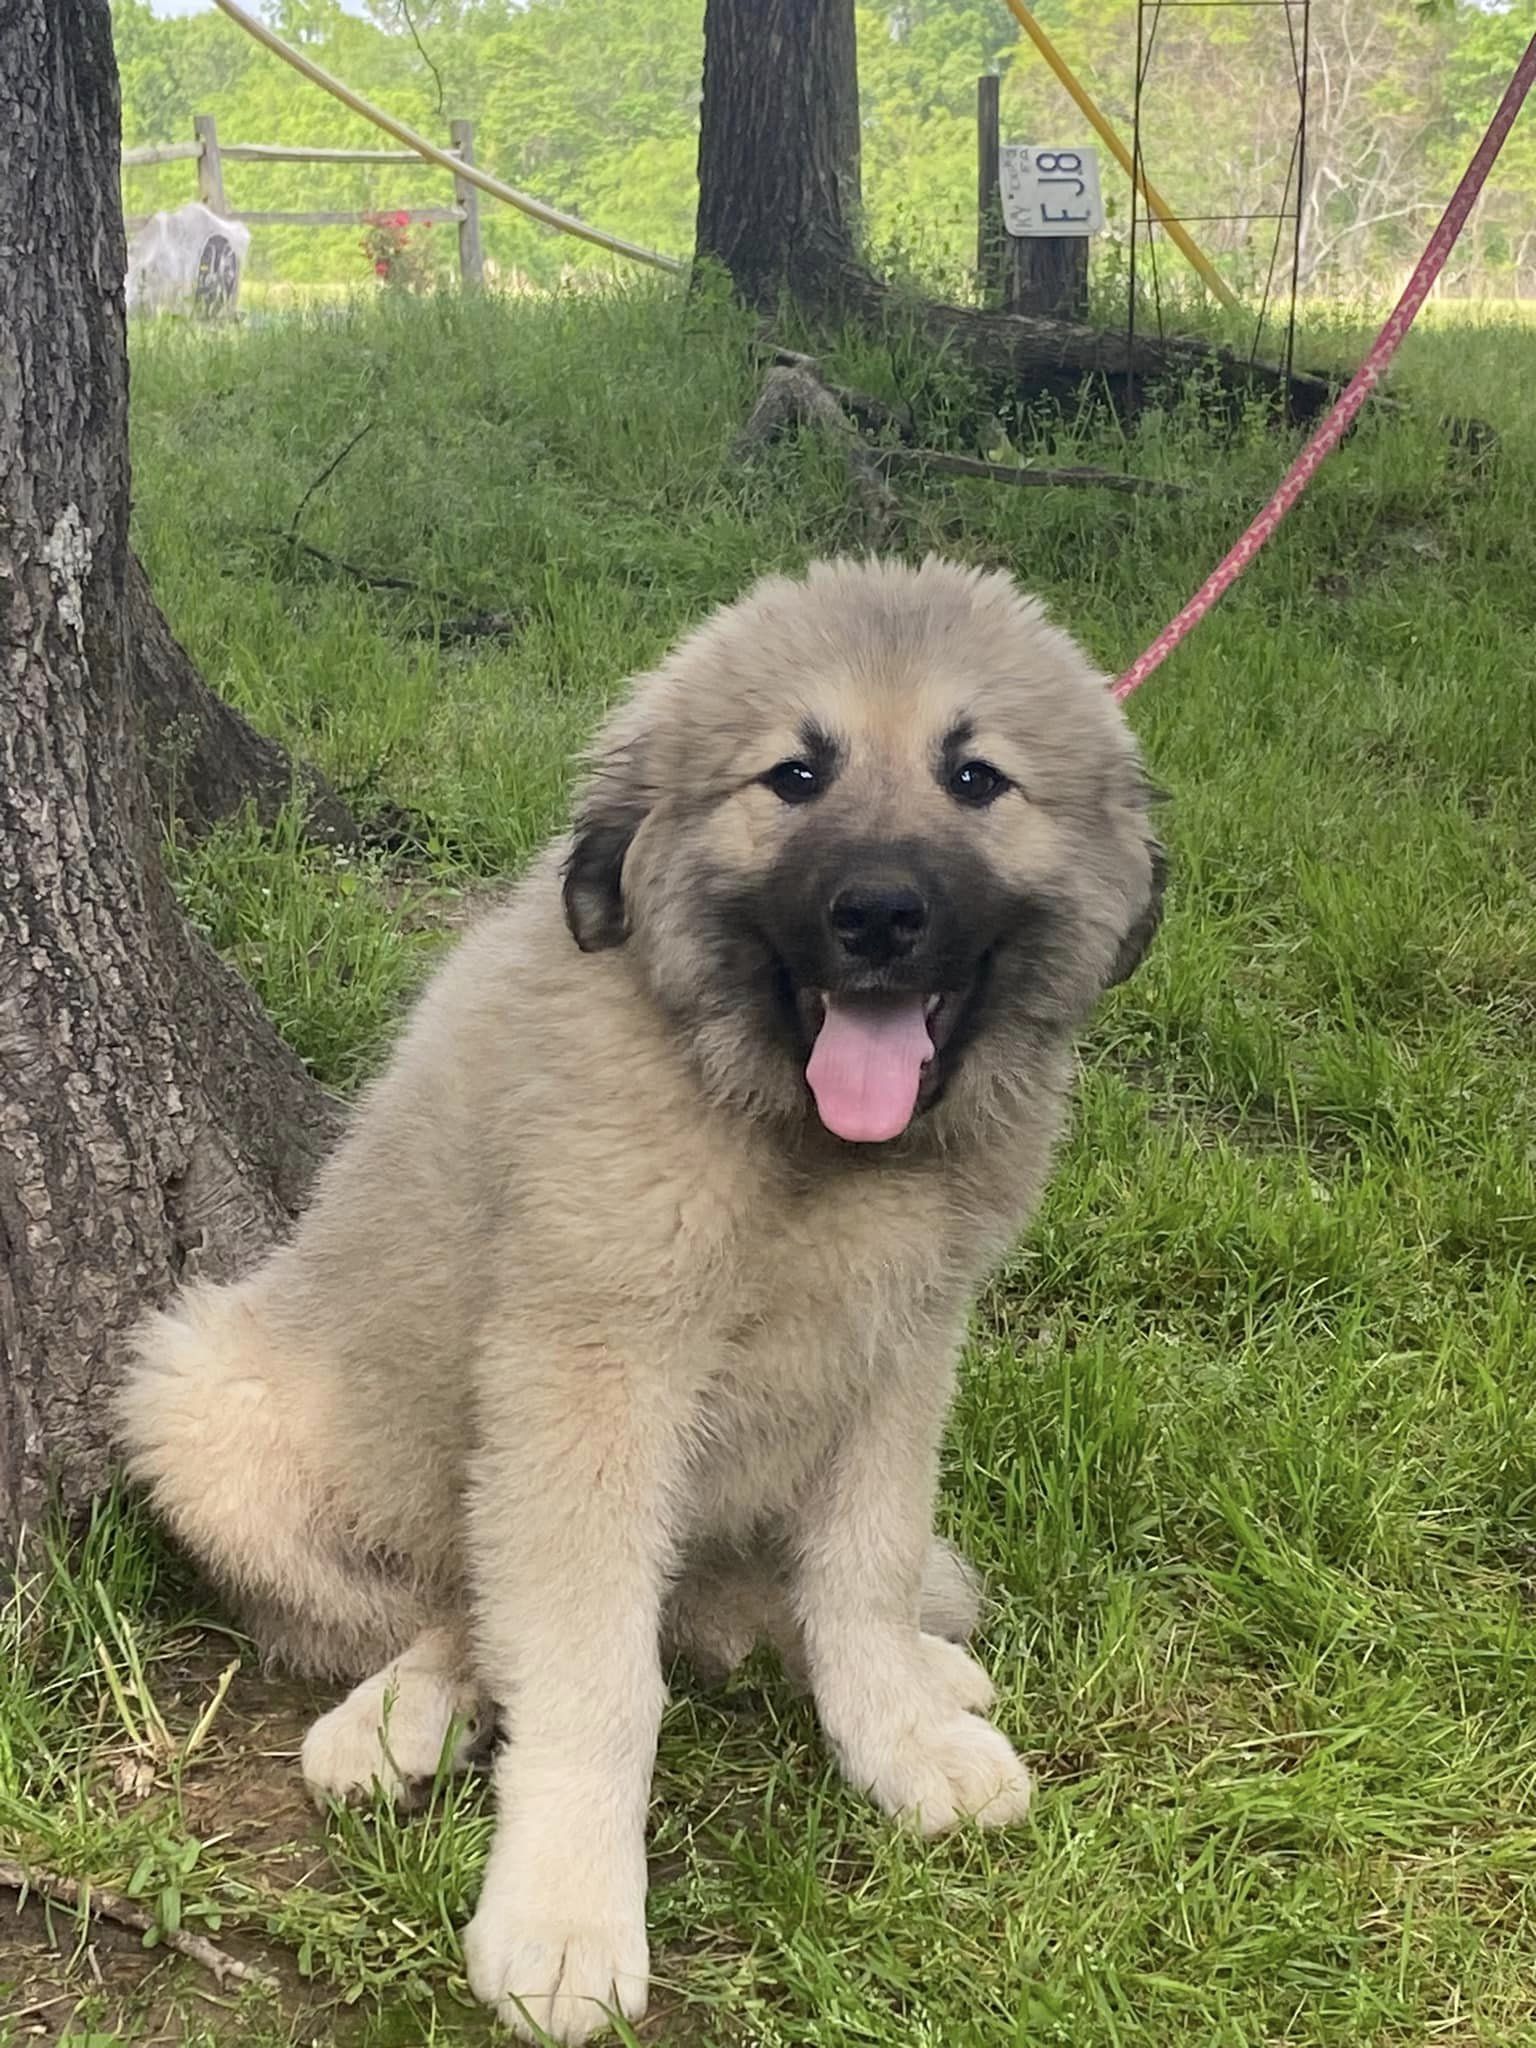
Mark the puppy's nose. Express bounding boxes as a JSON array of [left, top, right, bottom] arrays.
[[829, 880, 929, 963]]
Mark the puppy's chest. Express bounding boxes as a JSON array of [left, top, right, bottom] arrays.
[[683, 1179, 972, 1531], [726, 1170, 964, 1331]]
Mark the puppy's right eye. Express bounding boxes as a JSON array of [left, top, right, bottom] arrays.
[[764, 759, 822, 805]]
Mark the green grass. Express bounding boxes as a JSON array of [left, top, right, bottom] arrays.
[[5, 284, 1536, 2046]]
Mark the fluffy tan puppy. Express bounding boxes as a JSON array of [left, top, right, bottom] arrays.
[[117, 556, 1164, 2043]]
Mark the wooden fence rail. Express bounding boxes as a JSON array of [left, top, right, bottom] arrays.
[[121, 113, 484, 289]]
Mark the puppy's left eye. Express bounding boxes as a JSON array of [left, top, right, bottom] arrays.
[[764, 759, 823, 804], [948, 759, 1010, 806]]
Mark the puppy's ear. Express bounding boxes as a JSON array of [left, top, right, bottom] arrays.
[[562, 761, 648, 952], [1107, 840, 1167, 987]]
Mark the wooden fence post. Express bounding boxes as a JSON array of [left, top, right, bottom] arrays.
[[1005, 224, 1089, 321], [450, 119, 484, 292], [193, 114, 227, 216], [977, 83, 1091, 321], [976, 76, 1003, 304]]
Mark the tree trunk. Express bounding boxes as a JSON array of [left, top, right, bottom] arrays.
[[695, 0, 1338, 425], [130, 554, 357, 847], [0, 0, 341, 1544], [696, 0, 863, 306]]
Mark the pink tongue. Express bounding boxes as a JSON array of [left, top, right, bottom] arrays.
[[806, 995, 933, 1143]]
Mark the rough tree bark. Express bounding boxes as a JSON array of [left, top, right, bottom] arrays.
[[0, 0, 341, 1543], [696, 0, 863, 306], [129, 555, 357, 846], [695, 0, 1337, 423]]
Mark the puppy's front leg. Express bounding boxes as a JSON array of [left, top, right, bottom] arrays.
[[794, 1344, 1034, 1837], [461, 1344, 689, 2045]]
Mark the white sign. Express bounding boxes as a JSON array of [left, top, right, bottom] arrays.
[[999, 146, 1104, 238]]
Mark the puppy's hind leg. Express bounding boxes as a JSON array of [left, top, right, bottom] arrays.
[[116, 1279, 429, 1682], [666, 1535, 982, 1693], [301, 1623, 490, 1808], [921, 1535, 983, 1645]]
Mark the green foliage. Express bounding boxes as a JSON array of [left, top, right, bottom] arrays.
[[112, 0, 1536, 296]]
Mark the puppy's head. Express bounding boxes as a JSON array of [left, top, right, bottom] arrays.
[[564, 556, 1164, 1143]]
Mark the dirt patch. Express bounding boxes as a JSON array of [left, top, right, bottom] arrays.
[[171, 1659, 322, 1867], [1, 1645, 333, 2046]]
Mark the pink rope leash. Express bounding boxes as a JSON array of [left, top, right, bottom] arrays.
[[1115, 30, 1536, 701]]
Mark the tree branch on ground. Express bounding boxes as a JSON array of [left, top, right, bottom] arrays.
[[259, 534, 521, 645], [731, 362, 900, 543], [875, 447, 1190, 499], [0, 1859, 279, 1996], [732, 359, 1192, 525]]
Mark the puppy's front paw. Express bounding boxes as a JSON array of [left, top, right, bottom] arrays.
[[820, 1631, 1030, 1835], [864, 1709, 1034, 1836], [462, 1902, 649, 2045]]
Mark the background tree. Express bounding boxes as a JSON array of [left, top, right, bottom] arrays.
[[0, 0, 345, 1543], [695, 0, 864, 304]]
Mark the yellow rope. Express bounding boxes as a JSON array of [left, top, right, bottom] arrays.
[[1000, 0, 1240, 309], [209, 0, 685, 274]]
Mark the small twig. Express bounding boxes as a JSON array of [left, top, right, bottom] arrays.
[[413, 611, 522, 647], [285, 421, 376, 545], [747, 324, 819, 374], [261, 534, 518, 642], [765, 344, 822, 374], [262, 532, 437, 598], [4, 1992, 76, 2022], [877, 448, 1191, 499], [0, 1860, 279, 1996], [732, 363, 901, 545], [397, 0, 444, 116]]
